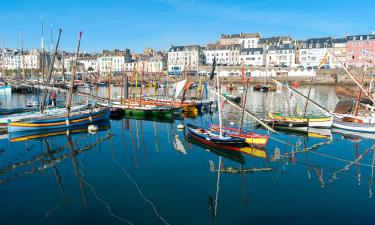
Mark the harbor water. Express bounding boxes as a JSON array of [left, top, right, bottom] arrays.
[[1, 85, 375, 225]]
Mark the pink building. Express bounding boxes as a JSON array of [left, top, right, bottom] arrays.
[[347, 34, 375, 67]]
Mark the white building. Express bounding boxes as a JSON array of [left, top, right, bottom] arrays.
[[239, 48, 264, 66], [125, 56, 165, 73], [276, 44, 296, 67], [265, 46, 278, 67], [97, 49, 131, 76], [3, 48, 44, 70], [220, 33, 260, 48], [78, 56, 98, 72], [204, 44, 241, 66], [299, 37, 334, 68], [167, 45, 205, 75]]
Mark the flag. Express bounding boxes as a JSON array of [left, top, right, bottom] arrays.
[[292, 80, 299, 89], [241, 63, 245, 82], [210, 56, 217, 80], [221, 99, 225, 109]]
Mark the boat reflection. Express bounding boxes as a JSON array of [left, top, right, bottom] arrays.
[[9, 120, 110, 142]]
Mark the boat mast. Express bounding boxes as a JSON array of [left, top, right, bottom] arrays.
[[39, 28, 62, 113], [1, 38, 5, 78], [66, 31, 82, 115], [108, 61, 112, 103], [354, 66, 367, 116], [216, 63, 223, 137], [303, 82, 312, 116], [327, 48, 375, 105], [20, 31, 26, 81], [139, 61, 144, 106], [239, 78, 250, 131], [40, 15, 45, 82]]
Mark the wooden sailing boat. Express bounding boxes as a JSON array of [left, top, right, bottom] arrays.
[[267, 79, 333, 129], [186, 57, 249, 151], [210, 79, 270, 147], [327, 49, 375, 132], [8, 31, 110, 132]]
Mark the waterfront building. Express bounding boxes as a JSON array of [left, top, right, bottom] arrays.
[[125, 55, 166, 73], [347, 34, 375, 67], [167, 45, 205, 75], [276, 44, 296, 67], [299, 37, 333, 68], [239, 48, 264, 66], [220, 33, 260, 48], [204, 44, 241, 66], [258, 36, 293, 48], [332, 38, 347, 68], [77, 55, 98, 72], [265, 46, 278, 67], [97, 49, 131, 76], [3, 48, 48, 70]]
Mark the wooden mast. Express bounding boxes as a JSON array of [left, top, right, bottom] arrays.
[[239, 78, 250, 132], [108, 61, 112, 103], [66, 31, 82, 115], [20, 31, 26, 81], [39, 28, 62, 113]]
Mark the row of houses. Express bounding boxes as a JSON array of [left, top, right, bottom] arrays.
[[1, 32, 375, 77], [167, 33, 375, 75]]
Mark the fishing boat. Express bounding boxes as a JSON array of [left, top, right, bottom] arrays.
[[222, 93, 241, 104], [9, 120, 110, 142], [268, 112, 333, 128], [335, 83, 373, 105], [0, 104, 87, 130], [8, 106, 110, 132], [186, 124, 248, 148], [113, 104, 173, 119], [332, 114, 375, 132], [210, 124, 269, 147]]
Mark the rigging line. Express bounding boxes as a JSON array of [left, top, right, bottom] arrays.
[[269, 136, 295, 148], [85, 182, 134, 225], [309, 150, 375, 168], [77, 158, 134, 225], [114, 159, 170, 225]]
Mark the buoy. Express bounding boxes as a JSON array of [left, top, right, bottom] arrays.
[[177, 124, 184, 130], [88, 124, 98, 134]]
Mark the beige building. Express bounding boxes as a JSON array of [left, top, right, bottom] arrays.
[[220, 33, 260, 48]]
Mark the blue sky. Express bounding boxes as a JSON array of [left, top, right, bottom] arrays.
[[0, 0, 374, 52]]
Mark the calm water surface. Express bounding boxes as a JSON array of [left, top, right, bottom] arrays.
[[0, 85, 374, 225]]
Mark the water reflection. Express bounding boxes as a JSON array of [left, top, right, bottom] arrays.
[[1, 86, 375, 225]]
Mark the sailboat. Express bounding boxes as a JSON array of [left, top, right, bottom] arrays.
[[326, 49, 375, 133], [266, 79, 333, 130], [8, 31, 110, 133], [186, 57, 249, 151]]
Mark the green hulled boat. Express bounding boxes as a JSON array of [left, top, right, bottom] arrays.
[[114, 105, 173, 119]]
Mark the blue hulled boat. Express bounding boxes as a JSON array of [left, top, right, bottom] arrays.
[[8, 106, 110, 132]]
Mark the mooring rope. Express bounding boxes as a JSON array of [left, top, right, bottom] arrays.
[[78, 154, 134, 225], [85, 182, 134, 225], [114, 159, 170, 225]]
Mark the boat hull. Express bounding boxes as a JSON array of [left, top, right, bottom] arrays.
[[210, 124, 269, 147], [268, 112, 332, 128], [8, 108, 110, 132], [332, 119, 375, 133]]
